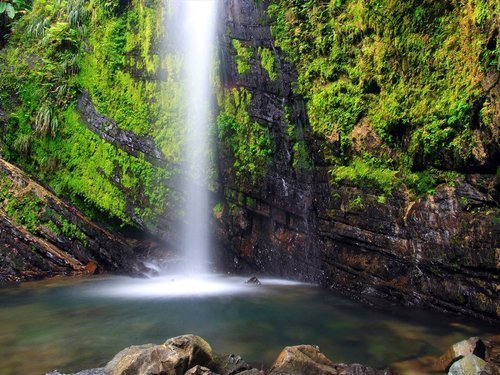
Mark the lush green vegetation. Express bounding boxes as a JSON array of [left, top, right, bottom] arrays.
[[0, 0, 178, 228], [268, 0, 499, 195], [218, 88, 274, 183]]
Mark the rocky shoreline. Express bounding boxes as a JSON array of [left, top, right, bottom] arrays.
[[48, 334, 500, 375]]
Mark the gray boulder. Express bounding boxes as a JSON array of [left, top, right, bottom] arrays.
[[213, 354, 252, 375], [235, 370, 262, 375], [448, 354, 488, 375], [104, 335, 214, 375], [268, 345, 397, 375], [435, 337, 487, 372], [46, 370, 105, 375], [184, 365, 219, 375]]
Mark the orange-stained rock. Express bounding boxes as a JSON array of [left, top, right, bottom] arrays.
[[84, 261, 98, 275]]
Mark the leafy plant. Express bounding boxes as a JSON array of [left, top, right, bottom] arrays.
[[34, 104, 59, 137], [0, 0, 30, 19], [232, 39, 253, 75], [258, 47, 278, 80], [0, 2, 16, 19]]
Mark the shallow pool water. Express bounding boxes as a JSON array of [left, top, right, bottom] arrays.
[[0, 275, 495, 375]]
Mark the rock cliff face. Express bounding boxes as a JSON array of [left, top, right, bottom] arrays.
[[215, 0, 499, 321]]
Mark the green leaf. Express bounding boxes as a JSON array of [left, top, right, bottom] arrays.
[[6, 3, 15, 19], [0, 3, 7, 14]]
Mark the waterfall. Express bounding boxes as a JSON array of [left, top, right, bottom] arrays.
[[168, 0, 218, 274]]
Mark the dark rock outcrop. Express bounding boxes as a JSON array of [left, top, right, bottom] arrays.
[[77, 92, 167, 168], [245, 276, 261, 285], [213, 354, 253, 375], [0, 215, 84, 283], [216, 0, 319, 283], [0, 157, 142, 282], [215, 0, 500, 322]]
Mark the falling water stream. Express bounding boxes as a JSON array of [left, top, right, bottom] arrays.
[[175, 0, 218, 274]]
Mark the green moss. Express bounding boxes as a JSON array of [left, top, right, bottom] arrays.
[[285, 107, 313, 173], [0, 0, 87, 139], [330, 156, 397, 195], [347, 195, 364, 211], [78, 0, 184, 163], [218, 88, 273, 183], [268, 0, 498, 194], [60, 219, 87, 244], [78, 0, 164, 136], [4, 190, 42, 232], [292, 140, 312, 171], [258, 47, 278, 80], [232, 39, 253, 75], [404, 168, 462, 196]]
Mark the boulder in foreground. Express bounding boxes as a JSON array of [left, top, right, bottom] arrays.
[[434, 337, 487, 372], [104, 335, 213, 375], [47, 335, 398, 375], [268, 345, 397, 375]]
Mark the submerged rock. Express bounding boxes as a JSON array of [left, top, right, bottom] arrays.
[[245, 277, 261, 285], [393, 336, 500, 375], [484, 335, 500, 372]]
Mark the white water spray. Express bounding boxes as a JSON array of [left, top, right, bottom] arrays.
[[169, 0, 218, 274]]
